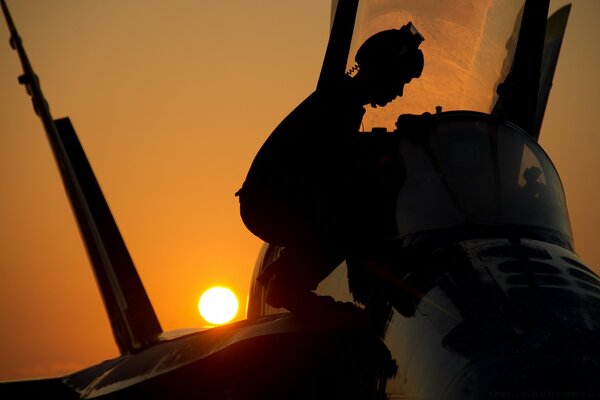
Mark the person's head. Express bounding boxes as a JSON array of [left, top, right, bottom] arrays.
[[353, 22, 424, 107]]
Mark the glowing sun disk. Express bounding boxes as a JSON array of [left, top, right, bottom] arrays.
[[198, 286, 239, 325]]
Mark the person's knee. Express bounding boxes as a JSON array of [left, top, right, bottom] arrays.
[[239, 190, 299, 245]]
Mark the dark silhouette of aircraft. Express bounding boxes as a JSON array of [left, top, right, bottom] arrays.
[[2, 0, 599, 399]]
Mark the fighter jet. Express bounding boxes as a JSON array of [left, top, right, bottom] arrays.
[[2, 0, 599, 399], [247, 0, 600, 398]]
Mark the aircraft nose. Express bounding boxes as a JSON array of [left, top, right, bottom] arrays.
[[442, 343, 600, 400]]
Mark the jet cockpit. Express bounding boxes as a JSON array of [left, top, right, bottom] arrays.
[[393, 111, 573, 250]]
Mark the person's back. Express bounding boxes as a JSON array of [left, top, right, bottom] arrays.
[[238, 80, 365, 248], [237, 22, 425, 314]]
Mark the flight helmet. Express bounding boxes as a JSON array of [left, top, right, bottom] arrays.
[[355, 22, 425, 80]]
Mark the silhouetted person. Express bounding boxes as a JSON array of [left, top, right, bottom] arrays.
[[522, 166, 545, 198], [236, 22, 425, 315]]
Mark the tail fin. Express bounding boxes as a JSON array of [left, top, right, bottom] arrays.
[[492, 1, 571, 140], [317, 0, 359, 90], [532, 4, 571, 139], [492, 0, 550, 137], [1, 0, 162, 354]]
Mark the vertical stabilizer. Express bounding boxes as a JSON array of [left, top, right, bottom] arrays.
[[533, 4, 571, 139], [1, 0, 162, 354], [492, 0, 549, 137], [318, 0, 359, 90]]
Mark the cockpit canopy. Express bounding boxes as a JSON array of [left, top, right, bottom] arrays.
[[345, 0, 526, 131], [394, 112, 573, 249]]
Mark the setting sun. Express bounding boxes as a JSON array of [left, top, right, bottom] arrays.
[[198, 287, 239, 325]]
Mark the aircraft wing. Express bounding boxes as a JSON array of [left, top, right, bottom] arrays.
[[0, 313, 389, 398], [0, 377, 79, 398]]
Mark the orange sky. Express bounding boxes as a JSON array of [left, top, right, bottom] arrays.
[[0, 0, 598, 380]]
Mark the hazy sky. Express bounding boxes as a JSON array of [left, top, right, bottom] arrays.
[[0, 0, 598, 380]]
